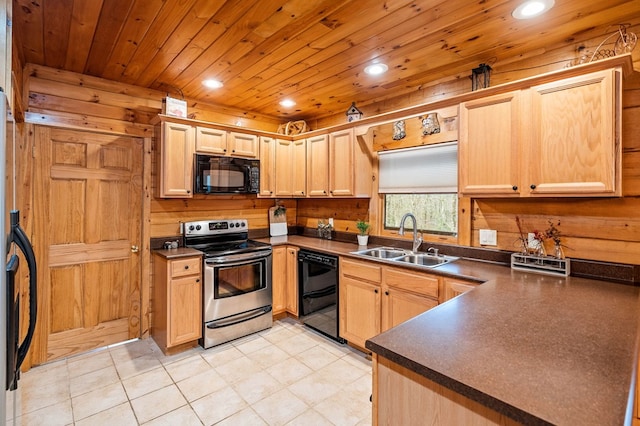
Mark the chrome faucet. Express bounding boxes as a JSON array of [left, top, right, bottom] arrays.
[[427, 247, 439, 257], [398, 213, 423, 253]]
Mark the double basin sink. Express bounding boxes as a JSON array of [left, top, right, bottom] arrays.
[[351, 247, 459, 269]]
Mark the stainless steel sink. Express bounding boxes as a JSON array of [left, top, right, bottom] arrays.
[[395, 254, 456, 267], [352, 247, 408, 259], [351, 247, 458, 269]]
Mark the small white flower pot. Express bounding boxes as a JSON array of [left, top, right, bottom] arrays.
[[357, 235, 369, 246]]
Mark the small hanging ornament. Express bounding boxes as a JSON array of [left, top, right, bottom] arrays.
[[345, 102, 363, 122]]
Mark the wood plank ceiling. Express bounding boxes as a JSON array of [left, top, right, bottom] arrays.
[[11, 0, 640, 121]]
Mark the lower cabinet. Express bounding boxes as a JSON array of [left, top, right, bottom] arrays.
[[272, 245, 299, 316], [339, 257, 440, 350], [443, 277, 480, 302], [152, 253, 203, 353]]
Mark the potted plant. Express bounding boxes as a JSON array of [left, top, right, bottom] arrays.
[[356, 219, 370, 246]]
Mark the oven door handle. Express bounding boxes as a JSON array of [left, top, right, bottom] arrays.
[[206, 306, 273, 329], [206, 250, 271, 264], [303, 286, 336, 299]]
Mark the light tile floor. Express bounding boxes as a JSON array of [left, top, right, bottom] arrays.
[[9, 318, 372, 425]]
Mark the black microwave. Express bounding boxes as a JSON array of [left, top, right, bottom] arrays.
[[194, 154, 260, 194]]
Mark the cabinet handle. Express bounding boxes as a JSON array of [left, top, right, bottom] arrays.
[[184, 265, 189, 270], [530, 184, 537, 190], [385, 291, 389, 296], [374, 289, 379, 293], [186, 190, 191, 194], [512, 185, 518, 191], [232, 149, 235, 153], [196, 279, 200, 283]]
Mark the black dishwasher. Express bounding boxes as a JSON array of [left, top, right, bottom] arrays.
[[298, 250, 344, 343]]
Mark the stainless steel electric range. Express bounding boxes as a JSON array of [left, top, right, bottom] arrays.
[[183, 219, 272, 349]]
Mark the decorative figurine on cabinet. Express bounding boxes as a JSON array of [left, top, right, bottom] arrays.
[[345, 102, 363, 122], [421, 113, 440, 136], [392, 120, 406, 140]]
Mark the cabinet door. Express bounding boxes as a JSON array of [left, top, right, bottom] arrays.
[[259, 136, 276, 197], [286, 246, 299, 315], [307, 134, 330, 196], [443, 278, 479, 302], [329, 129, 355, 196], [229, 131, 259, 158], [271, 246, 287, 314], [382, 287, 437, 331], [169, 275, 202, 346], [528, 69, 620, 196], [159, 121, 194, 198], [195, 126, 227, 155], [459, 91, 523, 197], [274, 139, 293, 196], [339, 276, 381, 349], [292, 139, 306, 197]]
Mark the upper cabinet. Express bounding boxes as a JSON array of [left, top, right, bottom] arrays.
[[156, 120, 194, 198], [459, 68, 622, 198], [273, 138, 306, 197], [195, 126, 258, 158], [527, 69, 620, 196], [259, 136, 277, 197], [306, 129, 373, 198], [459, 91, 524, 196]]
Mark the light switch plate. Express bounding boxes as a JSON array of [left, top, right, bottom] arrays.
[[479, 229, 497, 246]]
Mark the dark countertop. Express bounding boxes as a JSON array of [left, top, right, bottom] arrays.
[[260, 235, 640, 425], [366, 265, 640, 425], [152, 247, 203, 259]]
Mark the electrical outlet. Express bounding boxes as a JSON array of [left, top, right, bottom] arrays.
[[479, 229, 497, 246], [328, 218, 334, 227]]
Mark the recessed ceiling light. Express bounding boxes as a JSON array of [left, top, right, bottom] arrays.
[[279, 99, 296, 108], [202, 79, 223, 89], [364, 63, 388, 76], [512, 0, 554, 19]]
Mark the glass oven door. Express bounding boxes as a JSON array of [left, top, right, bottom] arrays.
[[203, 251, 272, 323]]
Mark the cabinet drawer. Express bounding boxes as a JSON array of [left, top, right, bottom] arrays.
[[341, 258, 382, 283], [384, 267, 439, 299], [171, 257, 202, 278]]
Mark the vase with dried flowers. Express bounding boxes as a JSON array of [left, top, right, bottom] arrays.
[[544, 220, 565, 259]]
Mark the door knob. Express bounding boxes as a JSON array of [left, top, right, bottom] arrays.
[[131, 245, 139, 253]]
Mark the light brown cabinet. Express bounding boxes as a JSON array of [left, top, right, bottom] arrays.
[[272, 245, 299, 316], [156, 120, 194, 198], [306, 129, 372, 198], [339, 257, 439, 350], [443, 277, 480, 302], [274, 138, 306, 197], [259, 136, 277, 197], [306, 134, 330, 196], [195, 126, 258, 158], [152, 253, 202, 353], [459, 68, 622, 198]]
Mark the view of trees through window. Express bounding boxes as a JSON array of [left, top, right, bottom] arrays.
[[384, 194, 458, 235]]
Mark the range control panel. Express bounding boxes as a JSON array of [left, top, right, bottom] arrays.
[[183, 219, 248, 236]]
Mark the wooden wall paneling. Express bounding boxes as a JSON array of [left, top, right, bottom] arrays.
[[150, 197, 297, 238], [372, 105, 458, 152], [472, 198, 640, 265], [296, 198, 370, 233], [24, 64, 282, 131]]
